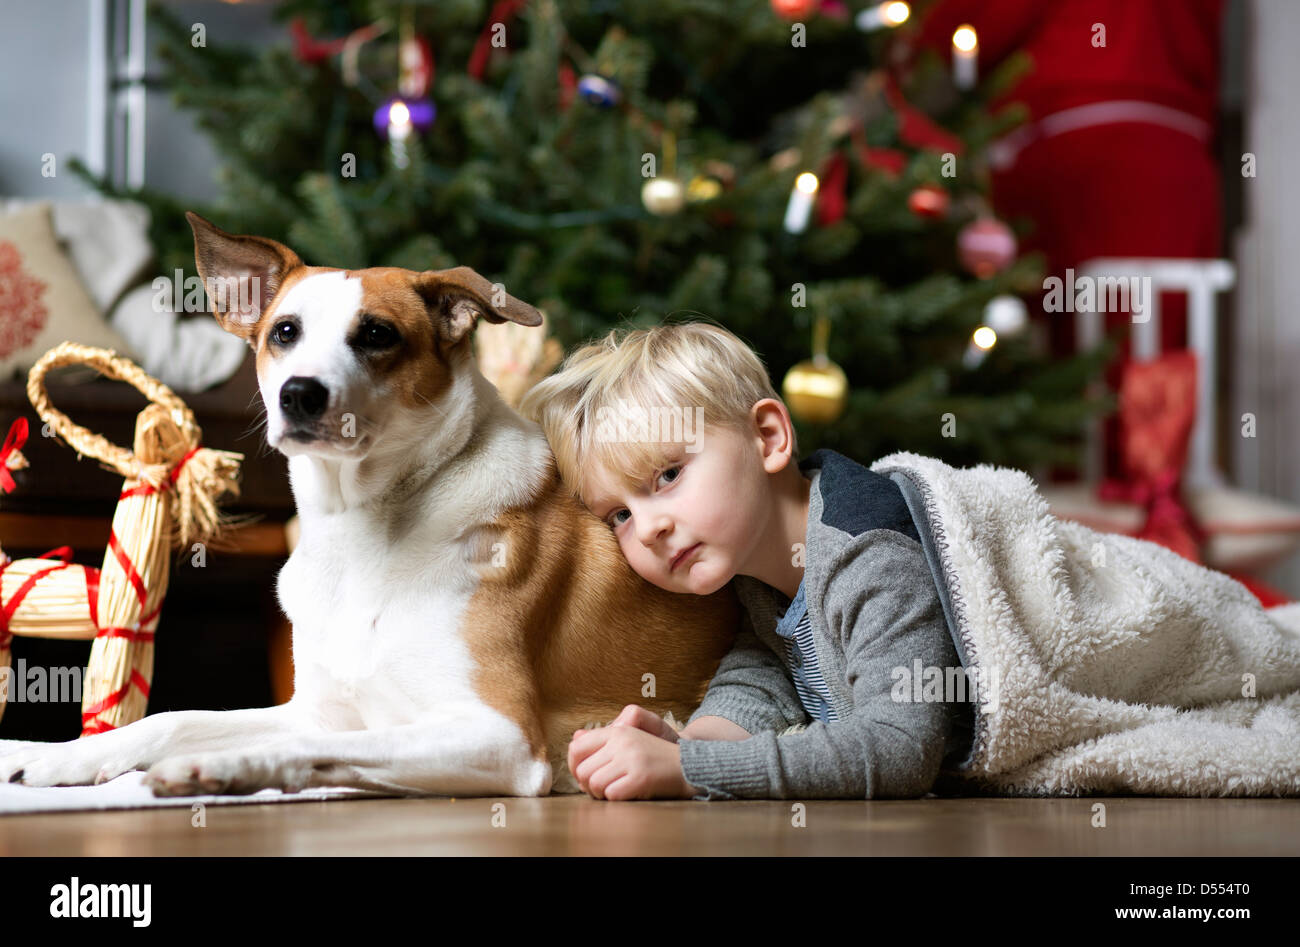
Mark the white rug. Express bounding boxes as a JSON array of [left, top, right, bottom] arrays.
[[0, 770, 399, 815]]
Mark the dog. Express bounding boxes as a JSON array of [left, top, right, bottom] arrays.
[[0, 213, 738, 797]]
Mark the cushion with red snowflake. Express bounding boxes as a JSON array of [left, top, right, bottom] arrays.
[[0, 202, 139, 384]]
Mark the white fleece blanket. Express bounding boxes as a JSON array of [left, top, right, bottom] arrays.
[[870, 452, 1300, 797]]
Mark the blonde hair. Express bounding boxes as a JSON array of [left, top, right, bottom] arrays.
[[518, 319, 796, 506]]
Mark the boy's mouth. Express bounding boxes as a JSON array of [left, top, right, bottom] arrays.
[[671, 543, 701, 572]]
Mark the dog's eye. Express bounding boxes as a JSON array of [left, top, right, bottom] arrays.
[[272, 322, 298, 345], [359, 321, 400, 349]]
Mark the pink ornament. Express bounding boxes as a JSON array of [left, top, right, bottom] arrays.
[[958, 217, 1017, 278]]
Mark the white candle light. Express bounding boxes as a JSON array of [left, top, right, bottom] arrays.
[[952, 25, 978, 91], [856, 1, 910, 32], [962, 324, 997, 369], [388, 100, 413, 141], [783, 172, 820, 234]]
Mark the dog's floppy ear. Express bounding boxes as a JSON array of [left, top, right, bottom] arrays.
[[415, 266, 542, 347], [186, 211, 303, 345]]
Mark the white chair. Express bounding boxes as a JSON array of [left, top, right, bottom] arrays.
[[1072, 257, 1236, 489]]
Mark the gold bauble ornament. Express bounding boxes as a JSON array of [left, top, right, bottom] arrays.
[[642, 176, 686, 215], [687, 175, 722, 202], [782, 315, 848, 424]]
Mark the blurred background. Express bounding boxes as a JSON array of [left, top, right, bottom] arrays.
[[3, 0, 1299, 740]]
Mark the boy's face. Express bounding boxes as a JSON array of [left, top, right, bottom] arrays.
[[584, 424, 774, 596]]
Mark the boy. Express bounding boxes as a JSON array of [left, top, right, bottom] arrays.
[[517, 320, 974, 801]]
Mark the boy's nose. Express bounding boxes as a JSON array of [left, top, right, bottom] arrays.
[[636, 514, 671, 549]]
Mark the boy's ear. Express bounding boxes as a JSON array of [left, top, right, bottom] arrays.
[[413, 266, 543, 347], [187, 211, 303, 344]]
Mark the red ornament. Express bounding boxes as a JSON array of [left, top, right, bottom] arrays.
[[772, 0, 818, 19], [398, 35, 435, 98], [957, 217, 1017, 277], [908, 184, 949, 218]]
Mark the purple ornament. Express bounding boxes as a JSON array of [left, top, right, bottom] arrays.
[[577, 74, 620, 108], [373, 97, 436, 139]]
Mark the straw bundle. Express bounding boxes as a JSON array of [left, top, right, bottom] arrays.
[[0, 342, 246, 735], [474, 309, 563, 410], [0, 549, 99, 725], [0, 552, 98, 640]]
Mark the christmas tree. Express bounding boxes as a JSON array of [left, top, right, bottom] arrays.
[[76, 0, 1116, 472]]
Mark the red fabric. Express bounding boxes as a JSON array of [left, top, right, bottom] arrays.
[[1226, 573, 1294, 609], [1091, 351, 1291, 607], [909, 0, 1225, 125], [904, 2, 1284, 607], [1096, 350, 1205, 562]]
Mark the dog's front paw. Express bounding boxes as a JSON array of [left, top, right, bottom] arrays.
[[1, 741, 135, 788], [143, 755, 244, 796], [143, 752, 304, 797]]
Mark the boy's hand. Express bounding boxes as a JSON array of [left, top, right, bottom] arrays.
[[608, 703, 681, 743], [568, 724, 699, 800]]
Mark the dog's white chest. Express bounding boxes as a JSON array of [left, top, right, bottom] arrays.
[[277, 516, 483, 727]]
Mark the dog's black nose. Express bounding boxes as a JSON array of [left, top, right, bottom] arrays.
[[280, 376, 329, 422]]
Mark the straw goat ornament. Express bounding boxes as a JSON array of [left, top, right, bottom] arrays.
[[0, 343, 243, 736]]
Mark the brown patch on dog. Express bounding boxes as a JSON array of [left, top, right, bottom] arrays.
[[460, 458, 739, 769], [351, 268, 459, 415]]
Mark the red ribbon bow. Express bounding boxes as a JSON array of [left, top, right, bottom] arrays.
[[1, 417, 28, 494]]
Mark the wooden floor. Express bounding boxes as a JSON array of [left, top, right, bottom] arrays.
[[1, 794, 1296, 856]]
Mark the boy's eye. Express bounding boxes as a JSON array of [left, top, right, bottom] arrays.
[[656, 466, 681, 487], [603, 466, 680, 530]]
